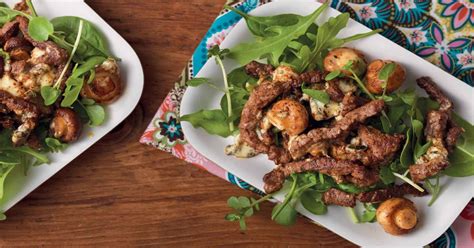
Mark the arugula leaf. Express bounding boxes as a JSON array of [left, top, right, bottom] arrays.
[[425, 175, 441, 206], [228, 3, 328, 65], [61, 77, 84, 107], [0, 164, 15, 199], [325, 70, 341, 81], [45, 138, 68, 153], [302, 87, 330, 104], [414, 141, 432, 161], [378, 63, 396, 82], [299, 12, 350, 71], [225, 5, 299, 37], [71, 56, 106, 78], [291, 12, 381, 72], [444, 114, 474, 177], [400, 128, 413, 168], [181, 109, 232, 137], [337, 183, 366, 194]]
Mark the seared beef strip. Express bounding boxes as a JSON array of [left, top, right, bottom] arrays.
[[0, 90, 39, 146], [288, 100, 385, 159], [417, 76, 452, 112], [245, 61, 274, 79], [326, 80, 345, 102], [263, 157, 379, 193], [300, 70, 327, 85], [239, 80, 295, 165], [446, 119, 464, 152], [331, 126, 405, 167], [409, 77, 464, 182], [323, 188, 356, 207], [357, 183, 427, 203], [239, 66, 325, 165], [322, 184, 427, 207], [340, 93, 368, 117]]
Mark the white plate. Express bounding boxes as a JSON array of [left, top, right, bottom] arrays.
[[181, 0, 474, 246], [0, 0, 144, 212]]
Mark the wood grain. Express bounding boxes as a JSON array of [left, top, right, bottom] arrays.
[[0, 1, 356, 246]]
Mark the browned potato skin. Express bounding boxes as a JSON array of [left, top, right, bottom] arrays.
[[323, 47, 367, 77], [376, 197, 418, 235], [366, 60, 406, 94], [81, 67, 122, 104], [266, 99, 308, 136], [50, 108, 82, 143]]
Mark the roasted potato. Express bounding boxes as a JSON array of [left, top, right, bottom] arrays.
[[366, 60, 406, 94], [323, 47, 367, 77]]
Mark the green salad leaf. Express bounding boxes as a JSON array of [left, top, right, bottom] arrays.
[[302, 87, 330, 104], [300, 189, 327, 215], [225, 5, 300, 37], [51, 16, 111, 61], [0, 6, 26, 25], [45, 138, 68, 153], [0, 164, 15, 199], [181, 109, 232, 137], [228, 3, 328, 65], [424, 175, 441, 206], [28, 16, 54, 41], [444, 114, 474, 177]]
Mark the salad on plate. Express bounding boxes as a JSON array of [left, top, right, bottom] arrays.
[[0, 0, 123, 212], [181, 3, 474, 235]]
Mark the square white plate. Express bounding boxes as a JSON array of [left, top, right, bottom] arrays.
[[180, 0, 474, 246], [0, 0, 144, 212]]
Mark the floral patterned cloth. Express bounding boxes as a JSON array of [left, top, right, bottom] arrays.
[[140, 0, 474, 246]]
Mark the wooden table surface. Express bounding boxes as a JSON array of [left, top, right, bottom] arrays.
[[0, 1, 356, 246]]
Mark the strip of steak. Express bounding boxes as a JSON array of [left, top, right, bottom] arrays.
[[340, 93, 368, 116], [245, 61, 274, 79], [239, 80, 294, 165], [409, 77, 464, 182], [289, 100, 385, 159], [357, 183, 427, 203], [326, 80, 344, 102], [263, 157, 378, 193], [322, 188, 356, 207], [417, 76, 452, 112]]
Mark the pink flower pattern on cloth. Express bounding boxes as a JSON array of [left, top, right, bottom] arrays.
[[140, 0, 474, 246]]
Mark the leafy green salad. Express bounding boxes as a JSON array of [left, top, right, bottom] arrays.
[[0, 0, 123, 213], [181, 2, 473, 234]]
